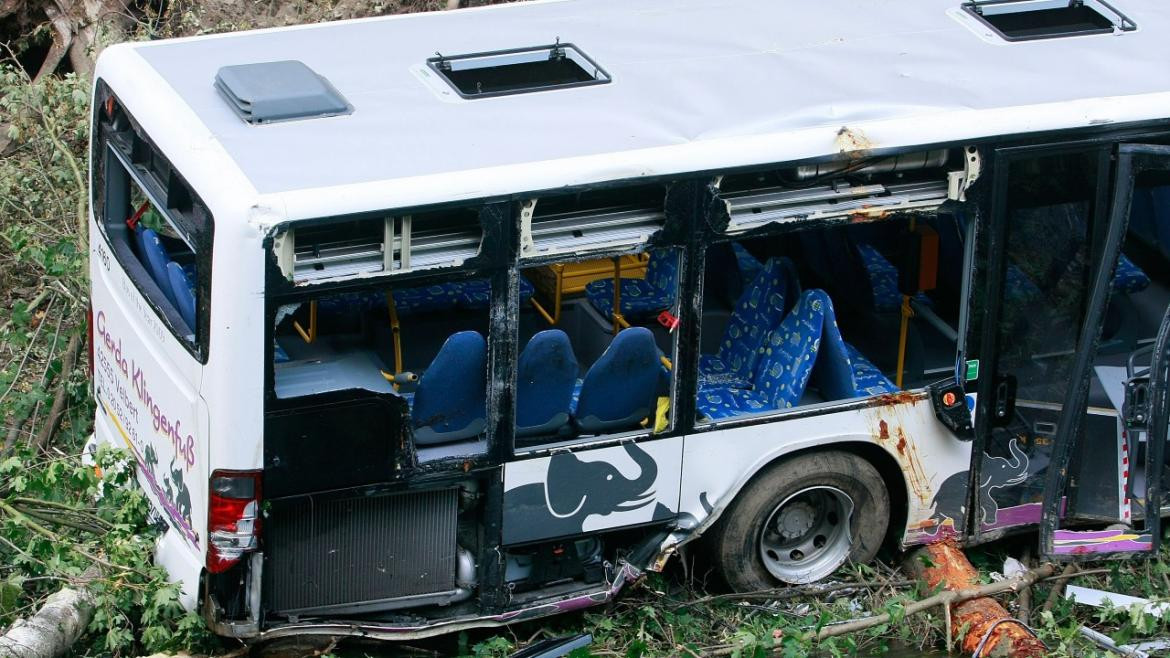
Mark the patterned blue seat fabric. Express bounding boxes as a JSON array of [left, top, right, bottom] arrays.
[[320, 276, 535, 318], [166, 262, 196, 331], [134, 225, 198, 329], [411, 331, 487, 445], [458, 275, 535, 309], [699, 257, 800, 388], [574, 327, 661, 434], [811, 291, 899, 399], [136, 226, 178, 306], [392, 283, 462, 315], [697, 289, 827, 420], [697, 289, 899, 420], [585, 250, 679, 318], [1113, 253, 1150, 294], [731, 242, 764, 289], [516, 330, 578, 437], [855, 242, 931, 312]]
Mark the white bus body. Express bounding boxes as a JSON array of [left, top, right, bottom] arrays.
[[88, 0, 1170, 641]]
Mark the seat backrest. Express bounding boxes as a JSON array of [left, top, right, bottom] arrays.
[[752, 289, 826, 409], [166, 262, 196, 330], [575, 327, 660, 434], [808, 290, 860, 400], [516, 330, 578, 437], [412, 331, 487, 445], [646, 250, 679, 298], [717, 257, 800, 382], [138, 227, 177, 306]]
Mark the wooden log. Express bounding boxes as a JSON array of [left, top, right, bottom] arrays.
[[0, 583, 94, 658], [905, 539, 1047, 657]]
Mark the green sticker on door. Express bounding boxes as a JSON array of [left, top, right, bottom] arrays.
[[965, 359, 980, 381]]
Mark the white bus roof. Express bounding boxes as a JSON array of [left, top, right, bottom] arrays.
[[105, 0, 1170, 221]]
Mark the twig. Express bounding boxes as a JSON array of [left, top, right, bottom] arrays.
[[1018, 546, 1033, 625], [37, 108, 88, 254], [704, 564, 1055, 656], [0, 294, 56, 407], [681, 579, 915, 607], [32, 332, 83, 450], [1042, 564, 1079, 613]]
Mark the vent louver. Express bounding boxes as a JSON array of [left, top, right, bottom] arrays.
[[215, 60, 352, 124]]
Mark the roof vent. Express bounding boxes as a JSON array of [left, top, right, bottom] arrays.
[[214, 60, 352, 124], [427, 41, 610, 99], [962, 0, 1135, 42]]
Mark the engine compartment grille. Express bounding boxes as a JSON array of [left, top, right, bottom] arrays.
[[264, 488, 458, 616]]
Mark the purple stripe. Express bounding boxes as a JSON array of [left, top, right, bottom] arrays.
[[102, 400, 201, 548]]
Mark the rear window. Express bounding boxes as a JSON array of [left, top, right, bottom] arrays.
[[92, 81, 212, 359]]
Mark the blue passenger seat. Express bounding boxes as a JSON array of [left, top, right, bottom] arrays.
[[697, 289, 827, 420], [573, 327, 660, 434], [392, 283, 462, 315], [138, 227, 178, 306], [585, 250, 679, 319], [516, 330, 578, 437], [699, 257, 800, 388], [458, 275, 535, 309], [166, 262, 196, 330], [812, 292, 899, 399], [411, 331, 487, 445], [1113, 253, 1151, 294], [855, 242, 932, 312]]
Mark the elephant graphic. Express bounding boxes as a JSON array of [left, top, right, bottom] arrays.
[[504, 442, 670, 545], [930, 438, 1030, 528]]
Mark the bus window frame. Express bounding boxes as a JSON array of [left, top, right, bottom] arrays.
[[92, 81, 213, 363], [511, 244, 684, 456]]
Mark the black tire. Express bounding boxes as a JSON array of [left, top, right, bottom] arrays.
[[711, 450, 890, 591]]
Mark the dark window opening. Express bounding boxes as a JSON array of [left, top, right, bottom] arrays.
[[428, 43, 610, 99], [963, 0, 1135, 42], [92, 80, 212, 359]]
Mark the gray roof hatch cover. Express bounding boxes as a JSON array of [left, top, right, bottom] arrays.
[[214, 60, 351, 124]]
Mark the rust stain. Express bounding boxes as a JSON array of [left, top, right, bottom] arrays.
[[835, 126, 873, 159], [867, 390, 922, 407], [877, 419, 890, 441], [895, 427, 932, 506]]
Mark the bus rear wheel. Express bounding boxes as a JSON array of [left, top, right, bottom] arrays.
[[713, 451, 889, 590]]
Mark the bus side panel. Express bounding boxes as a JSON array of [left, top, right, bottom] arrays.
[[502, 438, 683, 546], [91, 233, 207, 561], [679, 399, 973, 546]]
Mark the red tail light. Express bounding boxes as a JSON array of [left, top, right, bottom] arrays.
[[207, 470, 262, 574], [86, 304, 94, 380]]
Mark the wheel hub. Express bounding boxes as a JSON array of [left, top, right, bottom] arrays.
[[759, 485, 855, 584], [775, 500, 816, 539]]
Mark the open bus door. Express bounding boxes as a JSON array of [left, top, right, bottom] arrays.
[[964, 143, 1166, 559], [1039, 144, 1170, 559]]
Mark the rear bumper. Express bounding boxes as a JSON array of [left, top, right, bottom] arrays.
[[252, 562, 641, 643]]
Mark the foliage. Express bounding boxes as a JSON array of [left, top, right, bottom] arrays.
[[0, 63, 216, 655], [0, 445, 215, 655]]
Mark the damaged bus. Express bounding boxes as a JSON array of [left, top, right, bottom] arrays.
[[87, 0, 1170, 642]]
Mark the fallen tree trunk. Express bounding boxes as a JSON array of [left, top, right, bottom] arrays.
[[905, 540, 1049, 657], [705, 558, 1055, 656], [0, 582, 94, 658]]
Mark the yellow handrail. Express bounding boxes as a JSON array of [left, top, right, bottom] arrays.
[[292, 300, 318, 343], [530, 264, 565, 325]]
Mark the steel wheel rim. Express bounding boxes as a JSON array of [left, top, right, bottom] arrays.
[[758, 485, 855, 584]]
